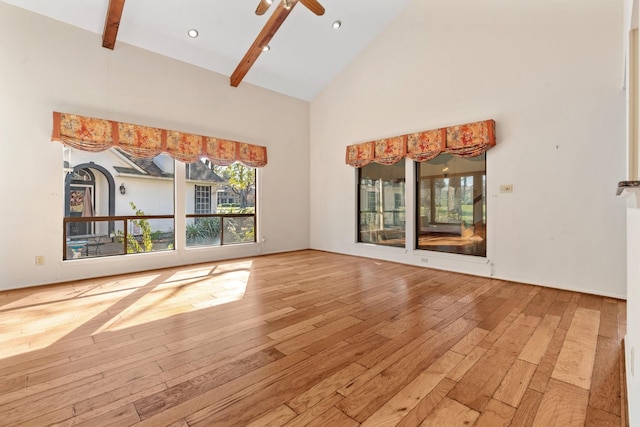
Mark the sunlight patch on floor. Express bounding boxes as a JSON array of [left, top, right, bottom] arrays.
[[93, 261, 252, 333], [0, 288, 136, 356], [0, 263, 254, 359]]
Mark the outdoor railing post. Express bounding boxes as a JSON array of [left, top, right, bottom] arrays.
[[220, 216, 225, 246], [62, 219, 67, 260], [123, 218, 128, 255]]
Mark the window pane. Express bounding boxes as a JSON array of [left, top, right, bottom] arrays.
[[63, 147, 175, 259], [358, 162, 405, 247], [186, 216, 221, 246], [416, 153, 486, 256], [222, 216, 256, 245], [186, 161, 256, 248], [214, 164, 256, 213]]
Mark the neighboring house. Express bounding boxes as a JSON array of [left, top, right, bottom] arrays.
[[216, 186, 256, 207], [216, 188, 239, 206], [64, 147, 223, 237]]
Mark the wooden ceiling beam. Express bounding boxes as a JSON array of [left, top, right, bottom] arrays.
[[299, 0, 324, 16], [102, 0, 126, 50], [230, 0, 298, 87]]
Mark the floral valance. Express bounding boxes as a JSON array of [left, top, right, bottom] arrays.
[[52, 112, 268, 167], [346, 119, 495, 167]]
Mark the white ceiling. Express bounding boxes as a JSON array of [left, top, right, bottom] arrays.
[[1, 0, 411, 101]]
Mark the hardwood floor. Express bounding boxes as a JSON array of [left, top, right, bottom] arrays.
[[0, 250, 626, 426]]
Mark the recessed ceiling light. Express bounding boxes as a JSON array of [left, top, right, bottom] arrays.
[[262, 45, 271, 52], [332, 20, 342, 29], [187, 28, 199, 38]]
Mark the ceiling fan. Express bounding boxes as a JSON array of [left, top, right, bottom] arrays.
[[255, 0, 325, 16], [100, 0, 327, 88], [229, 0, 325, 87]]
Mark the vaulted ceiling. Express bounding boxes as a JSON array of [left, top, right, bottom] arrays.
[[1, 0, 411, 100]]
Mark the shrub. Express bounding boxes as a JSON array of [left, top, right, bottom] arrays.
[[186, 217, 221, 244], [115, 202, 154, 253]]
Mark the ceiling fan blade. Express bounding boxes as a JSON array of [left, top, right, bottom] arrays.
[[255, 0, 272, 16], [299, 0, 324, 15]]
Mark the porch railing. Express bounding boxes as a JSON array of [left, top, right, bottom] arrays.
[[63, 213, 255, 260]]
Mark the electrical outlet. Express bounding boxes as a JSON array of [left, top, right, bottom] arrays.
[[35, 256, 45, 266], [420, 258, 428, 263], [499, 184, 513, 193]]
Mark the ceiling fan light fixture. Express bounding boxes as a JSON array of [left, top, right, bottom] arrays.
[[283, 0, 292, 10], [266, 0, 273, 4], [262, 45, 271, 52], [187, 28, 199, 38], [332, 20, 342, 29]]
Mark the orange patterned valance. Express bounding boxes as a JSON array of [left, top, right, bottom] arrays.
[[52, 112, 268, 167], [165, 131, 202, 163], [344, 136, 406, 167], [374, 136, 407, 165], [117, 122, 163, 159], [238, 143, 268, 168], [407, 128, 447, 162], [346, 119, 495, 167], [345, 141, 374, 167], [205, 137, 239, 166]]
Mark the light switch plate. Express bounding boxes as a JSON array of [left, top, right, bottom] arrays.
[[500, 184, 513, 193]]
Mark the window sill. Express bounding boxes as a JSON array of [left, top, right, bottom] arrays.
[[355, 241, 408, 253], [412, 248, 489, 264]]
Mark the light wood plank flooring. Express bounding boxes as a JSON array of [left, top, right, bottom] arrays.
[[0, 250, 626, 426]]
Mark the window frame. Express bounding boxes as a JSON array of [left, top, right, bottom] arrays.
[[62, 150, 176, 260], [357, 162, 406, 248], [414, 154, 487, 257], [186, 162, 257, 248]]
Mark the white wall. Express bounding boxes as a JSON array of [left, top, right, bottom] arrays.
[[310, 0, 627, 298], [624, 0, 640, 422], [626, 204, 640, 426], [0, 2, 310, 289]]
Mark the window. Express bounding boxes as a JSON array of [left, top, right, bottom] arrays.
[[215, 164, 257, 245], [358, 162, 405, 247], [367, 192, 376, 211], [194, 185, 211, 214], [56, 112, 267, 259], [63, 148, 175, 259], [186, 162, 257, 247], [63, 148, 259, 258], [416, 153, 486, 256]]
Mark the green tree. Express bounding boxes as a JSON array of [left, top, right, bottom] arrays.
[[212, 163, 255, 209]]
